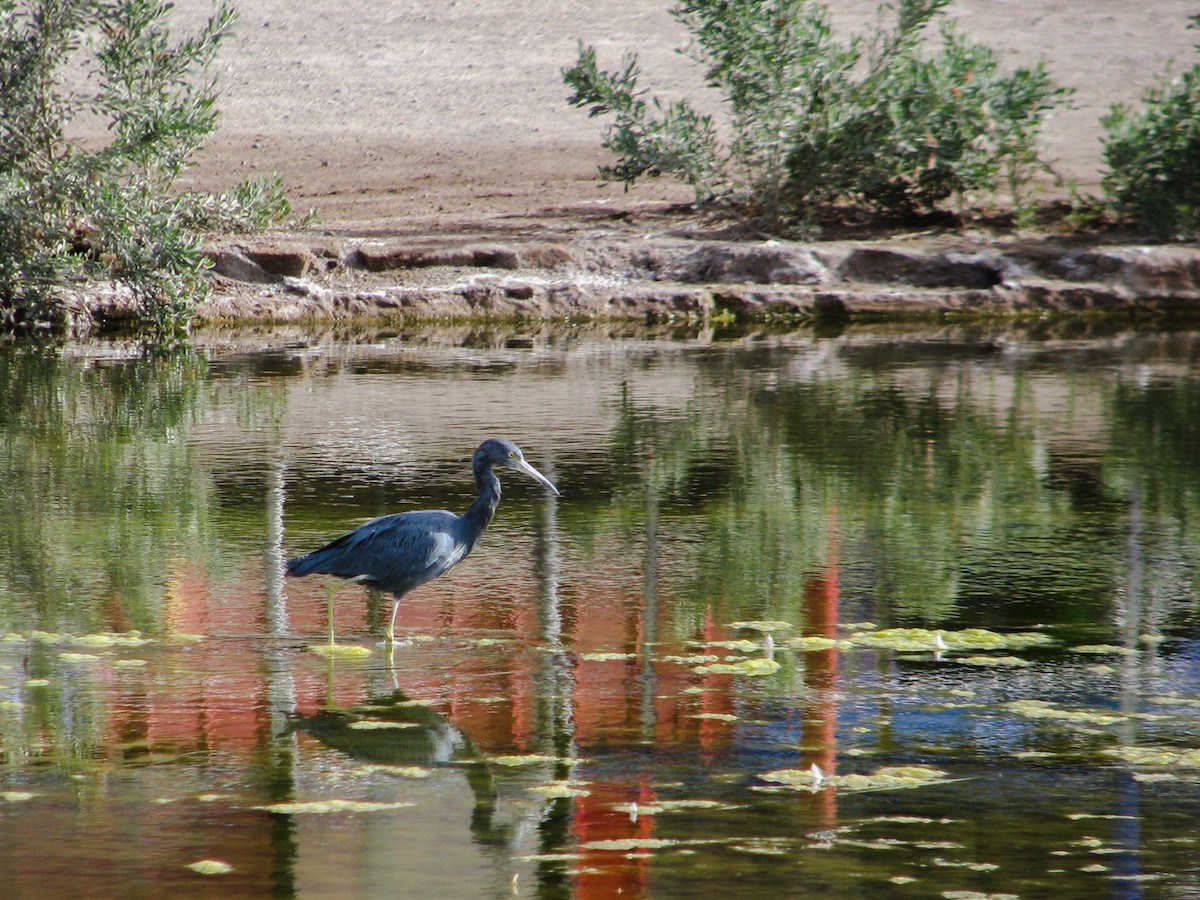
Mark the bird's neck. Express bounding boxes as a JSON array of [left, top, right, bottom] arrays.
[[463, 462, 501, 533]]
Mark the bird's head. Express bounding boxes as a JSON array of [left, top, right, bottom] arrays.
[[476, 438, 560, 496]]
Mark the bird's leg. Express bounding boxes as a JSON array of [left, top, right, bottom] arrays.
[[305, 581, 371, 658], [387, 595, 401, 644], [326, 582, 338, 647]]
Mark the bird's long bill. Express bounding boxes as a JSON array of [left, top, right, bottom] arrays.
[[515, 458, 560, 496]]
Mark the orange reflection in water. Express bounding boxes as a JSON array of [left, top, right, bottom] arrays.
[[8, 520, 847, 896]]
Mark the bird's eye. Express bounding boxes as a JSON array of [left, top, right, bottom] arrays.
[[507, 451, 517, 459]]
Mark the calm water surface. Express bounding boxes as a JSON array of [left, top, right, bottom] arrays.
[[0, 323, 1198, 898]]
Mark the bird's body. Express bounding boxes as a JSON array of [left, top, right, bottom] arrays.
[[286, 438, 558, 645]]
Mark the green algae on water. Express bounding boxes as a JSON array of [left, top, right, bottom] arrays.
[[1070, 644, 1136, 655], [726, 620, 793, 632], [759, 764, 952, 793], [256, 799, 415, 813], [849, 627, 1054, 653], [1003, 699, 1127, 726], [529, 782, 591, 799], [308, 644, 372, 659], [788, 636, 849, 651], [692, 658, 780, 676], [1104, 746, 1200, 767], [952, 655, 1032, 667], [490, 754, 584, 767], [187, 860, 233, 875]]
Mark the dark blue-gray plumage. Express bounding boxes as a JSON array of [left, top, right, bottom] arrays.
[[286, 438, 558, 644]]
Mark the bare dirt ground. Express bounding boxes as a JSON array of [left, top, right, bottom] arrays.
[[170, 0, 1200, 233]]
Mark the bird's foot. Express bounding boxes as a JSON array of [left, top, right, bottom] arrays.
[[307, 643, 372, 659]]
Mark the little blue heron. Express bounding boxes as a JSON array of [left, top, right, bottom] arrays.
[[286, 438, 558, 647]]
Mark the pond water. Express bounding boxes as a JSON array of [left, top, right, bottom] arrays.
[[1, 322, 1198, 898]]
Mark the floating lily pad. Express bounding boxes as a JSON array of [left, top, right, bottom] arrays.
[[24, 678, 50, 687], [113, 659, 148, 668], [58, 652, 102, 662], [347, 720, 420, 730], [580, 652, 636, 661], [256, 799, 415, 813], [2, 791, 36, 802], [688, 712, 738, 721], [187, 860, 233, 875], [698, 639, 760, 653]]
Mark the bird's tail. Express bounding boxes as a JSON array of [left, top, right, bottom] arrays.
[[285, 550, 331, 578], [285, 529, 358, 578]]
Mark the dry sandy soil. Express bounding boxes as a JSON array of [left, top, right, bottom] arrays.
[[165, 0, 1200, 232]]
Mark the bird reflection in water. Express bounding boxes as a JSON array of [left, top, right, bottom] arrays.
[[290, 688, 512, 847]]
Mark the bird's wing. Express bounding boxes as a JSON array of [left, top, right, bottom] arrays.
[[328, 510, 470, 593]]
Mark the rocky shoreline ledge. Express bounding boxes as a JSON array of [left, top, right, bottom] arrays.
[[70, 209, 1200, 330]]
